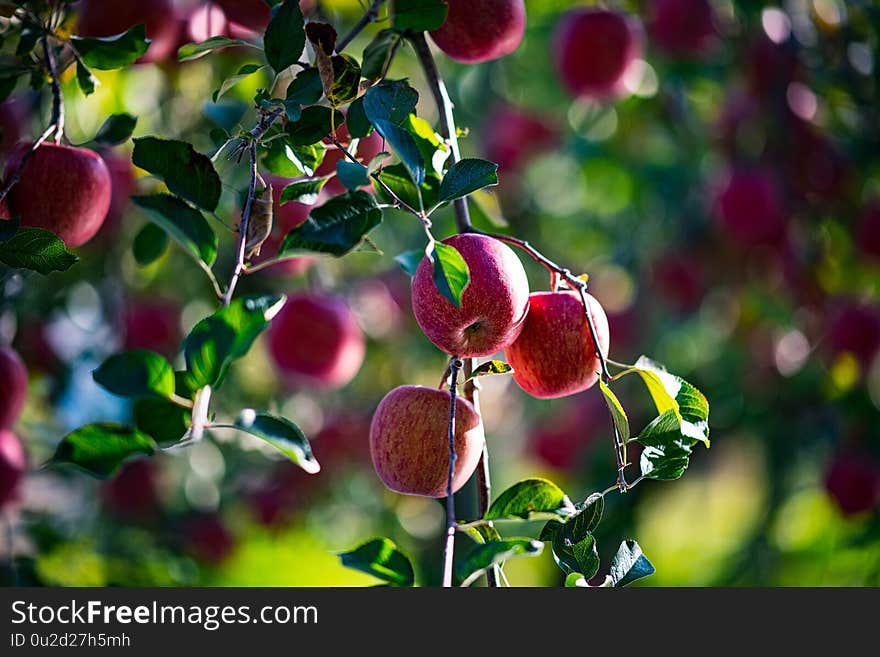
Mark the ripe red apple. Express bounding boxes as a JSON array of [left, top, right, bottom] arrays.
[[215, 0, 271, 32], [267, 293, 366, 388], [102, 459, 159, 518], [76, 0, 180, 64], [647, 0, 717, 57], [747, 34, 799, 99], [857, 202, 880, 262], [826, 301, 880, 367], [429, 0, 526, 64], [3, 143, 111, 248], [370, 385, 484, 498], [411, 233, 530, 357], [317, 123, 385, 195], [184, 2, 229, 42], [94, 148, 136, 239], [652, 253, 705, 313], [184, 513, 235, 564], [824, 452, 880, 516], [553, 9, 642, 100], [713, 168, 787, 246], [506, 290, 610, 399], [0, 347, 27, 430], [482, 104, 558, 172], [0, 430, 26, 508], [123, 299, 181, 357]]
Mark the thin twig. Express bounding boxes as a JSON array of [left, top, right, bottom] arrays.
[[335, 0, 386, 54], [442, 357, 463, 588], [41, 34, 64, 145], [222, 141, 258, 306]]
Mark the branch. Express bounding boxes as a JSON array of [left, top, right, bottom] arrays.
[[222, 141, 258, 307], [442, 357, 463, 588], [335, 0, 386, 54], [41, 34, 64, 145]]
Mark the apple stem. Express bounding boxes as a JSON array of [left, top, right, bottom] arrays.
[[41, 34, 64, 145], [442, 357, 463, 588], [335, 0, 386, 54]]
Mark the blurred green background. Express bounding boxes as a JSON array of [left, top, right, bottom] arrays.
[[1, 0, 878, 587]]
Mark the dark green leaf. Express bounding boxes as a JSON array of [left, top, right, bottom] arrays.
[[394, 249, 422, 277], [362, 29, 399, 80], [566, 493, 604, 543], [552, 530, 599, 578], [285, 106, 344, 146], [71, 25, 150, 70], [485, 477, 576, 521], [184, 294, 286, 388], [286, 67, 323, 105], [346, 97, 372, 138], [132, 222, 168, 266], [75, 60, 97, 96], [467, 360, 513, 381], [279, 191, 382, 257], [457, 539, 543, 586], [212, 63, 265, 103], [131, 194, 218, 267], [363, 80, 419, 126], [394, 0, 449, 31], [339, 538, 415, 587], [640, 443, 691, 481], [599, 380, 630, 442], [234, 411, 319, 474], [460, 523, 502, 545], [177, 36, 252, 62], [430, 241, 469, 308], [279, 178, 327, 205], [132, 138, 221, 212], [405, 114, 449, 176], [437, 158, 498, 204], [610, 540, 655, 587], [373, 119, 424, 187], [93, 350, 176, 400], [374, 163, 438, 210], [51, 424, 157, 479], [336, 160, 370, 191], [0, 227, 78, 273], [264, 0, 305, 74], [94, 113, 137, 145], [134, 398, 191, 447], [325, 54, 361, 107]]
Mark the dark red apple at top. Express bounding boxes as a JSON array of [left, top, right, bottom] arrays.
[[429, 0, 526, 64], [370, 385, 484, 498], [267, 293, 366, 388], [76, 0, 180, 64], [553, 9, 642, 100], [123, 299, 181, 358], [506, 290, 610, 399], [411, 233, 530, 358], [826, 301, 880, 367], [647, 0, 717, 57], [824, 451, 880, 516], [4, 143, 111, 248], [857, 202, 880, 262], [0, 429, 26, 508], [184, 2, 229, 42], [713, 168, 787, 246], [482, 104, 558, 172], [0, 347, 27, 430], [215, 0, 271, 32]]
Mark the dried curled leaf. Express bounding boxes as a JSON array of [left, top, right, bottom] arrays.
[[245, 183, 274, 259]]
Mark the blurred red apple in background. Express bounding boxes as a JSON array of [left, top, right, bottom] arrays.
[[826, 301, 880, 367], [411, 233, 530, 358], [530, 393, 606, 470], [713, 168, 787, 246], [652, 253, 705, 313], [857, 202, 880, 263], [0, 347, 27, 430], [481, 104, 557, 172], [267, 293, 365, 388], [247, 175, 316, 276], [783, 119, 853, 204], [184, 1, 229, 42], [553, 9, 642, 100], [429, 0, 526, 64], [824, 452, 880, 516], [747, 34, 800, 99], [102, 459, 159, 519], [183, 513, 235, 565], [123, 299, 181, 357], [4, 143, 112, 247], [215, 0, 271, 32], [370, 385, 484, 498], [647, 0, 717, 57], [0, 430, 25, 508], [95, 149, 136, 239], [507, 290, 610, 399], [317, 123, 385, 195], [76, 0, 180, 64]]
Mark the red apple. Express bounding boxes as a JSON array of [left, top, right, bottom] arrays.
[[647, 0, 717, 57], [248, 174, 316, 276], [713, 168, 787, 246], [824, 452, 880, 516], [370, 385, 484, 498], [530, 393, 605, 469], [553, 9, 642, 100], [267, 293, 366, 388], [94, 148, 136, 239], [185, 2, 229, 42], [4, 143, 111, 248], [783, 119, 853, 203], [123, 299, 181, 357], [0, 347, 27, 430], [76, 0, 180, 64], [747, 34, 799, 99], [102, 459, 159, 518], [411, 233, 530, 357], [652, 253, 704, 313], [317, 123, 385, 195], [826, 301, 880, 367], [857, 202, 880, 262], [429, 0, 526, 64], [482, 104, 558, 172], [0, 429, 25, 508], [215, 0, 271, 32], [506, 290, 610, 399], [184, 513, 235, 565]]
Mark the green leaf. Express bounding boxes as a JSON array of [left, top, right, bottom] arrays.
[[279, 191, 382, 257], [279, 178, 327, 205], [552, 530, 599, 578], [0, 227, 78, 273], [599, 380, 630, 443], [93, 350, 176, 400], [459, 523, 502, 545], [457, 539, 543, 586], [212, 64, 265, 103], [264, 0, 305, 74], [609, 540, 655, 587], [131, 194, 217, 267], [405, 114, 449, 176], [363, 80, 419, 126], [336, 160, 370, 191], [437, 158, 498, 204], [132, 222, 168, 266], [640, 444, 691, 481], [374, 163, 437, 210], [132, 138, 222, 212], [94, 113, 137, 146], [184, 295, 286, 388], [467, 360, 513, 381], [394, 0, 449, 31], [71, 25, 150, 70], [339, 538, 415, 587], [134, 398, 191, 447], [361, 29, 399, 80], [75, 60, 97, 96], [346, 97, 372, 138], [51, 424, 157, 479], [373, 119, 424, 187], [285, 106, 344, 146], [286, 67, 323, 105], [430, 241, 469, 308], [325, 54, 361, 107], [485, 477, 576, 521], [177, 36, 252, 62], [394, 249, 422, 277], [234, 411, 319, 474]]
